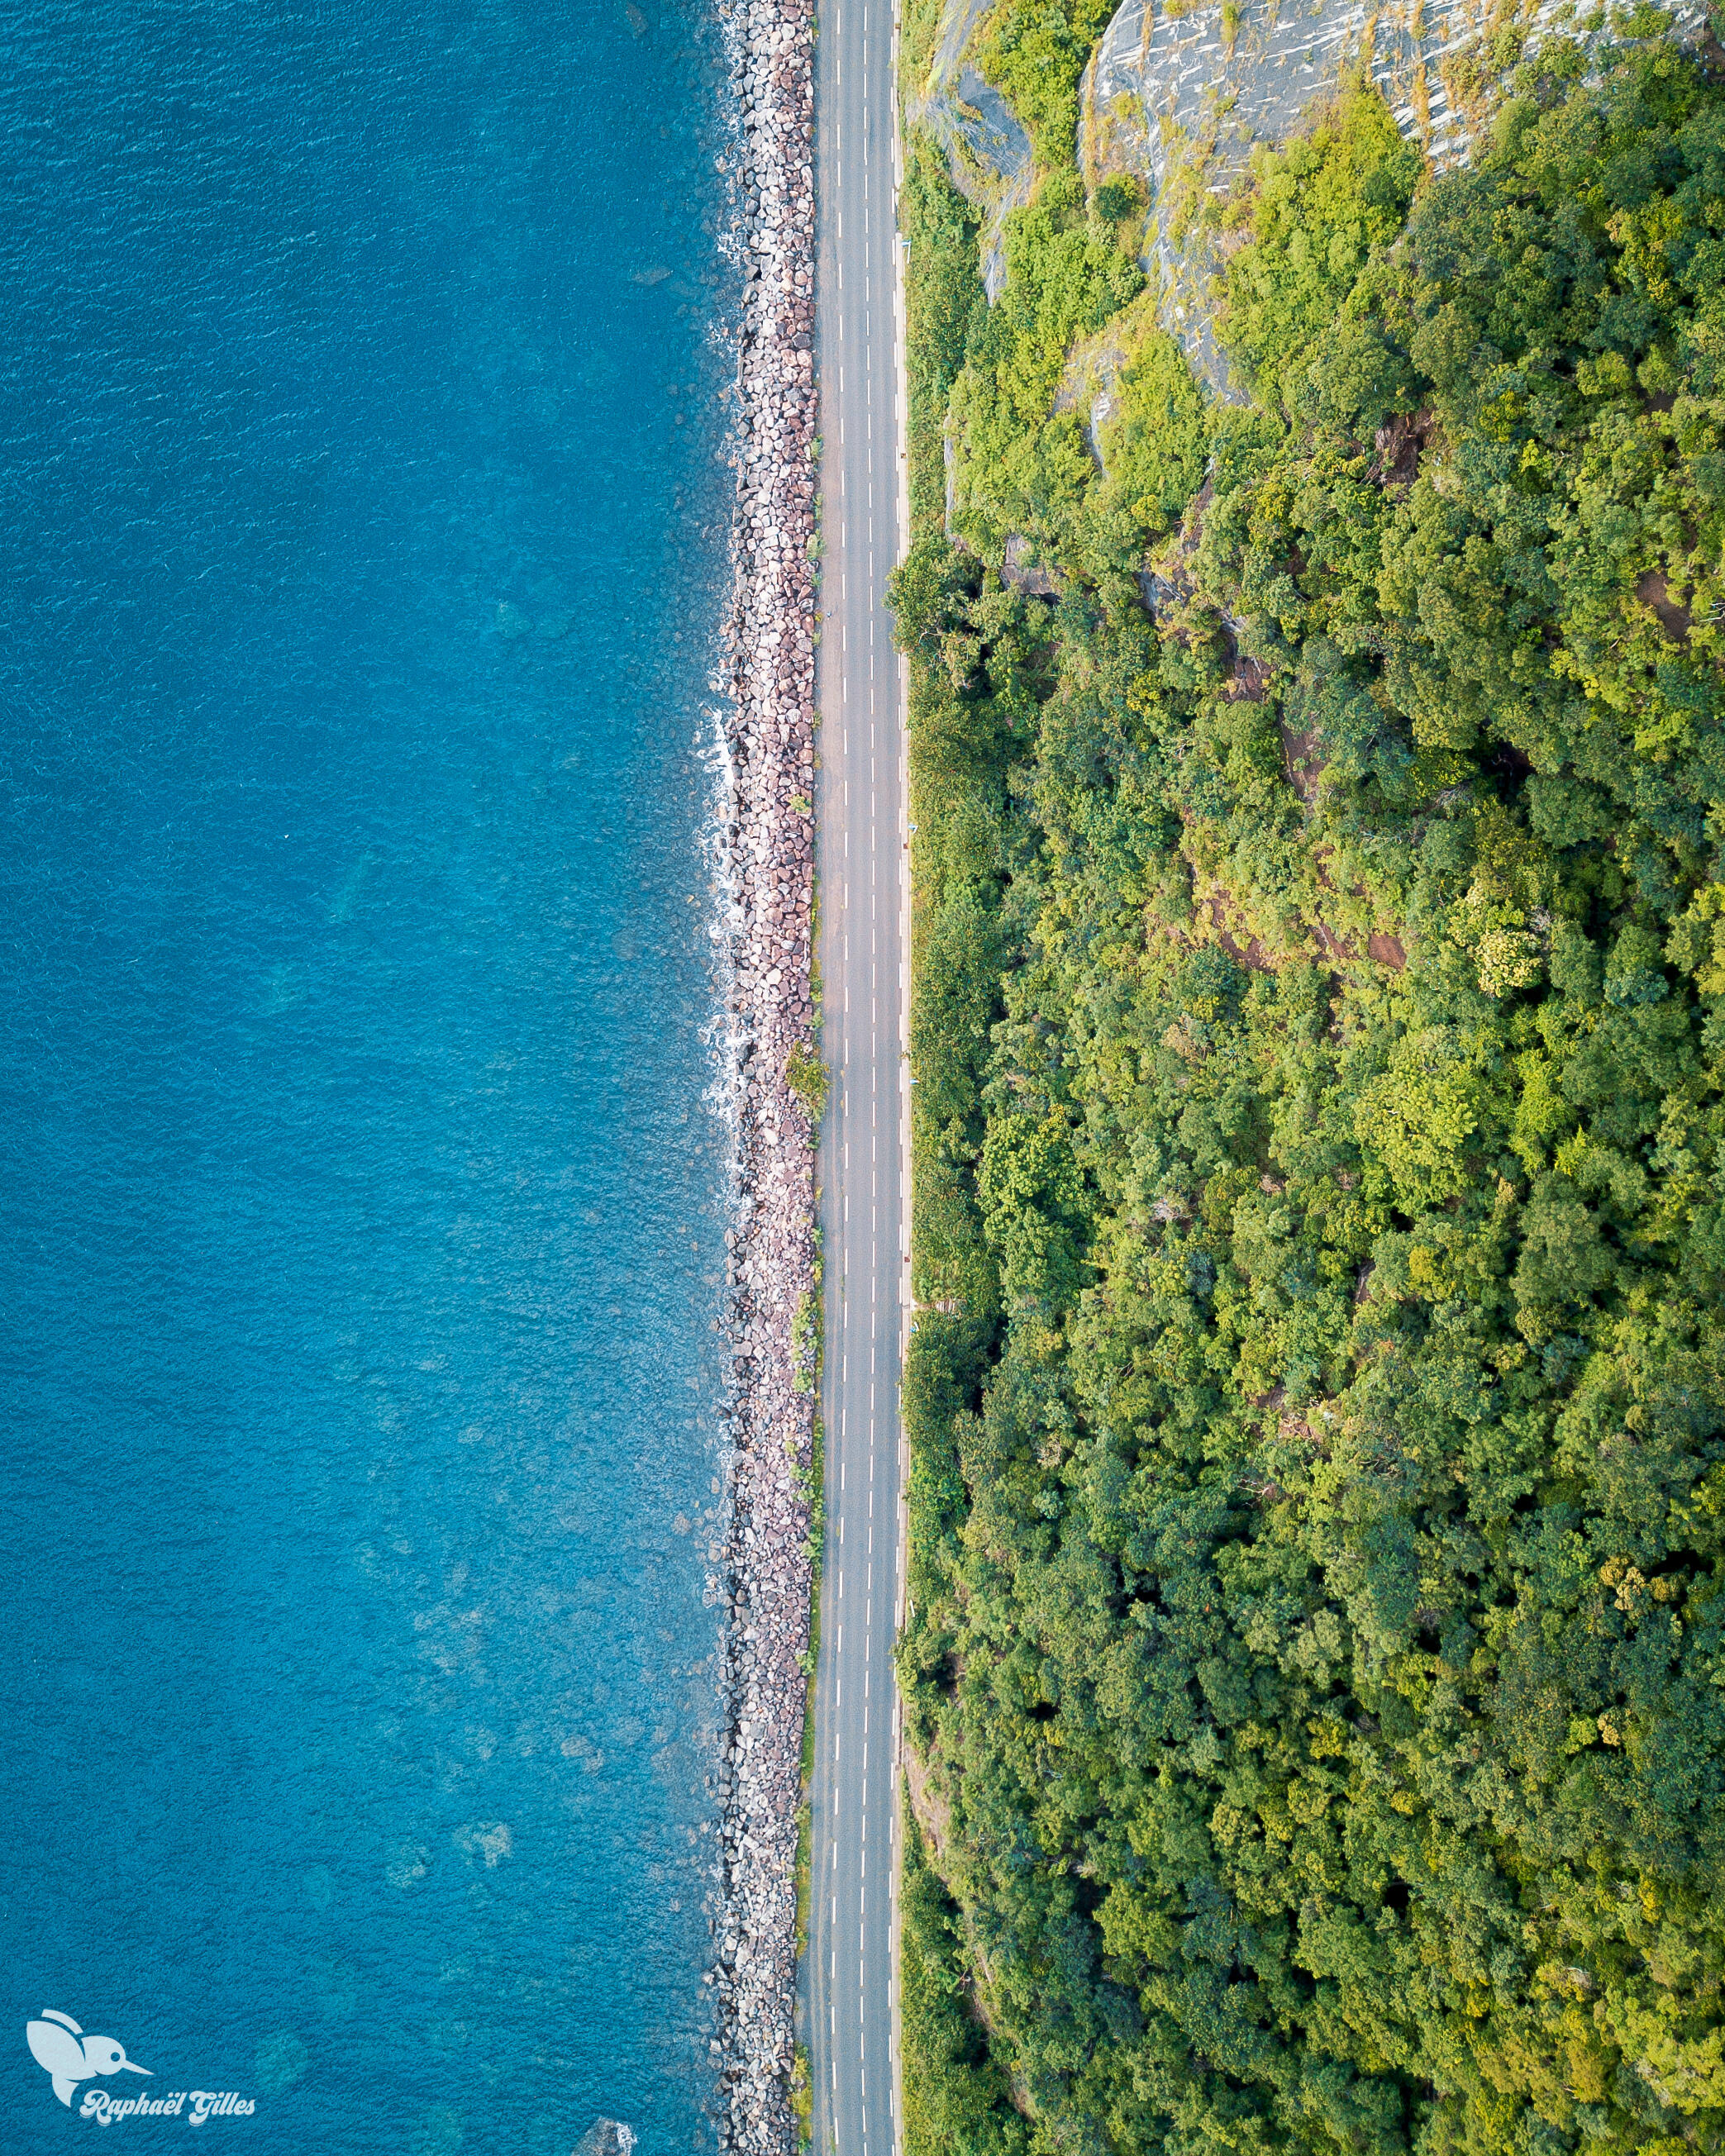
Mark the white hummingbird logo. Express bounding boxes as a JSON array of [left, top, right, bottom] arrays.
[[26, 2011, 153, 2109]]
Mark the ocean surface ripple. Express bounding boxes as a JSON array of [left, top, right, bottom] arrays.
[[0, 0, 741, 2149]]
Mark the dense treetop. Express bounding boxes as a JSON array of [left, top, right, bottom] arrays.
[[893, 17, 1725, 2156]]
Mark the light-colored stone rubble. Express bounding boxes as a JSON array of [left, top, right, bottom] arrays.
[[704, 0, 818, 2151]]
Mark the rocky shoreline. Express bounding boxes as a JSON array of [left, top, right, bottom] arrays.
[[706, 0, 820, 2149]]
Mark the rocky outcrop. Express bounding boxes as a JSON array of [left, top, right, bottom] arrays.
[[1083, 0, 1713, 391], [707, 0, 819, 2152], [905, 0, 1031, 296], [573, 2123, 638, 2156]]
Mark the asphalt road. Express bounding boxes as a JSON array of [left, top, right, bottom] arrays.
[[807, 0, 907, 2148]]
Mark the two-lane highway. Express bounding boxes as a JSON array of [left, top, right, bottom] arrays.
[[808, 0, 907, 2145]]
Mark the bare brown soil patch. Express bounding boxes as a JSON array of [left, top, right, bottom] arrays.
[[1225, 653, 1271, 703], [1368, 407, 1436, 490], [1637, 569, 1692, 642], [1279, 719, 1323, 802]]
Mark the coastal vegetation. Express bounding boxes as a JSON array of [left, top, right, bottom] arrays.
[[787, 1036, 830, 1117], [894, 13, 1725, 2156]]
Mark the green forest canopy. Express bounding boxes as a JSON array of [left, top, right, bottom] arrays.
[[892, 16, 1725, 2156]]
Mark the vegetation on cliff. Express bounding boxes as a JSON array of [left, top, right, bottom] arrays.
[[895, 15, 1725, 2156]]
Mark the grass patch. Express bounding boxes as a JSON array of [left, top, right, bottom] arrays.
[[791, 1414, 823, 1955], [784, 1039, 828, 1119], [792, 1265, 822, 1396], [790, 2042, 812, 2153]]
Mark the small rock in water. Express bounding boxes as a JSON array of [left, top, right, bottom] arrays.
[[574, 2122, 637, 2156]]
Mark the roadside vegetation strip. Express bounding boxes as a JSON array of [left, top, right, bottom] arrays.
[[789, 1406, 825, 2156], [893, 9, 1725, 2156], [708, 0, 824, 2149]]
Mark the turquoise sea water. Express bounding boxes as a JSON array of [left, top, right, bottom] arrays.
[[0, 2, 737, 2149]]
